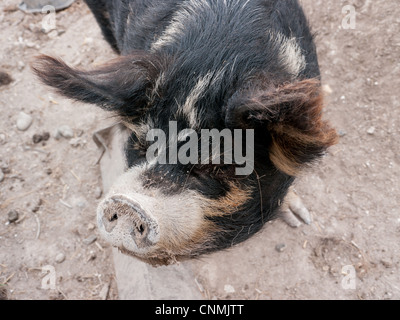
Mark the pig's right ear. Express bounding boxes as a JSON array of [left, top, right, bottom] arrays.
[[225, 79, 338, 176], [32, 54, 162, 118]]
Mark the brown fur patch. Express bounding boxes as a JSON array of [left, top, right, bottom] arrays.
[[149, 182, 252, 263], [267, 80, 338, 176], [204, 182, 253, 217]]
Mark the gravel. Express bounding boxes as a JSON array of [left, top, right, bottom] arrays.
[[55, 253, 66, 264], [55, 125, 74, 139], [8, 210, 19, 223]]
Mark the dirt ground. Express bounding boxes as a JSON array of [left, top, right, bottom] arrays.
[[0, 0, 399, 300]]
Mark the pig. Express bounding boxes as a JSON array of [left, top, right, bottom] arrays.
[[33, 0, 338, 266]]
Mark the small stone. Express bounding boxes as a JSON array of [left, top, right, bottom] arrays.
[[224, 285, 235, 294], [0, 71, 13, 86], [275, 243, 287, 253], [322, 84, 333, 95], [0, 169, 4, 183], [42, 132, 50, 141], [338, 130, 347, 137], [47, 30, 59, 39], [69, 138, 86, 148], [57, 125, 74, 139], [16, 112, 33, 131], [32, 199, 43, 213], [88, 251, 97, 261], [55, 253, 66, 264], [45, 168, 53, 175], [94, 187, 103, 199], [33, 134, 43, 144], [87, 223, 96, 231], [33, 132, 50, 144], [381, 258, 393, 268], [84, 37, 94, 45], [17, 61, 25, 71], [0, 133, 6, 145], [367, 127, 375, 135], [83, 235, 97, 246], [25, 41, 35, 48], [1, 166, 10, 174], [53, 129, 61, 140], [8, 210, 19, 223]]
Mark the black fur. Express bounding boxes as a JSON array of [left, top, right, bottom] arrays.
[[88, 0, 321, 252], [34, 0, 337, 259]]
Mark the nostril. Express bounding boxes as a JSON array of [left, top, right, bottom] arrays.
[[102, 209, 119, 233], [137, 224, 145, 235]]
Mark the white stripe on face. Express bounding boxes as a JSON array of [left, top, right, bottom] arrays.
[[180, 68, 227, 128]]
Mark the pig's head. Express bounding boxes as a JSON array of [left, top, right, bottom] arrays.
[[33, 53, 337, 265]]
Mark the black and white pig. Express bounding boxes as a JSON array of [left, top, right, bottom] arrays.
[[33, 0, 338, 265]]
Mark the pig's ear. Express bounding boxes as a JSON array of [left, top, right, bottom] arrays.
[[32, 54, 161, 118], [225, 79, 338, 176]]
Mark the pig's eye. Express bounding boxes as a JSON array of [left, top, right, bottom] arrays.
[[191, 164, 234, 178], [125, 132, 148, 168]]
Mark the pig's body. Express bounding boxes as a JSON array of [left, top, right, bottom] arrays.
[[33, 0, 337, 265]]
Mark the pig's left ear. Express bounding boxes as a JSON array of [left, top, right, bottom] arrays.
[[32, 54, 162, 118], [225, 79, 338, 176]]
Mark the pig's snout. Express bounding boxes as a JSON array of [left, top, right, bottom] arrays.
[[97, 196, 159, 251]]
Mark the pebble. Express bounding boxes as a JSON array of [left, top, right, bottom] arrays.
[[47, 30, 59, 39], [0, 169, 4, 183], [8, 210, 19, 223], [17, 61, 25, 71], [56, 125, 74, 139], [224, 285, 235, 294], [33, 132, 50, 144], [87, 251, 97, 261], [83, 235, 97, 246], [16, 112, 33, 131], [69, 137, 86, 148], [275, 243, 287, 253], [0, 133, 6, 145], [367, 127, 375, 135], [87, 223, 96, 231], [55, 253, 66, 264], [381, 258, 393, 268], [0, 71, 13, 86], [94, 187, 103, 199], [338, 130, 347, 137], [33, 134, 42, 144], [322, 84, 333, 95], [32, 199, 43, 213]]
